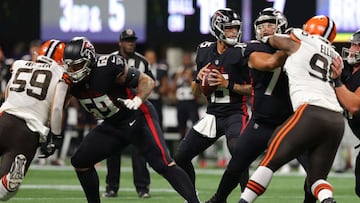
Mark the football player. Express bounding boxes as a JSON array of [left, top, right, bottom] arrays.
[[174, 8, 252, 194], [239, 16, 344, 203], [63, 37, 200, 203], [206, 8, 316, 203], [332, 29, 360, 197], [0, 40, 69, 200], [104, 29, 152, 198]]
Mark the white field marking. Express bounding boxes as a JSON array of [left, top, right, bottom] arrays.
[[28, 165, 354, 178], [20, 184, 177, 192]]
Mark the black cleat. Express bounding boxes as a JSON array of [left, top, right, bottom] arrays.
[[238, 199, 249, 203], [102, 190, 118, 198], [138, 190, 151, 198], [205, 195, 226, 203], [321, 197, 336, 203]]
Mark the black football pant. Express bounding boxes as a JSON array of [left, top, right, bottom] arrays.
[[175, 128, 249, 191], [355, 150, 360, 197]]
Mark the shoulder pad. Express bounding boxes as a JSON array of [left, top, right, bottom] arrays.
[[290, 28, 307, 43]]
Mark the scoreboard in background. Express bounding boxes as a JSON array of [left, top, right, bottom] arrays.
[[317, 0, 360, 42], [147, 0, 316, 48], [41, 0, 146, 43], [41, 0, 343, 46], [146, 0, 242, 48]]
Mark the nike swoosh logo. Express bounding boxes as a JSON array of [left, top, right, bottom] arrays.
[[129, 120, 136, 126]]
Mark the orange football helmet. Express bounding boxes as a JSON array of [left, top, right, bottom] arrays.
[[303, 15, 336, 43], [38, 39, 65, 65]]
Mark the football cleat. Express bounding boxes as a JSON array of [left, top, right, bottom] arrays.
[[205, 195, 227, 203], [138, 190, 151, 198], [102, 190, 118, 198], [5, 154, 26, 191], [321, 197, 336, 203]]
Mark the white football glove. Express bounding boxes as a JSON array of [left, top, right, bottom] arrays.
[[118, 96, 142, 110]]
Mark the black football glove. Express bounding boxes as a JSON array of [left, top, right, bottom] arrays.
[[39, 132, 63, 159]]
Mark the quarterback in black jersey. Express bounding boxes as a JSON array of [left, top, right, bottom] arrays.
[[334, 29, 360, 197], [206, 8, 316, 203], [63, 37, 200, 203], [104, 29, 152, 198], [174, 8, 252, 194]]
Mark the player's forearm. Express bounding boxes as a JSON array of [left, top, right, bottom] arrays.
[[191, 81, 203, 97], [232, 83, 252, 95], [335, 86, 360, 114], [136, 76, 155, 101]]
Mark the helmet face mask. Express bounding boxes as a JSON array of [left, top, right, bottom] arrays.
[[210, 8, 242, 45], [254, 8, 288, 40], [342, 29, 360, 66], [63, 38, 96, 83]]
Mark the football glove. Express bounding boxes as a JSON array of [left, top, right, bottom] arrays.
[[118, 96, 142, 110], [39, 132, 62, 158]]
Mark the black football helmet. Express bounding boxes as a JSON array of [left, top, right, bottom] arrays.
[[342, 29, 360, 66], [210, 8, 242, 45], [63, 37, 96, 83], [254, 7, 288, 40]]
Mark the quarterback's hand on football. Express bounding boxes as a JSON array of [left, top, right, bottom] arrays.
[[196, 63, 211, 82], [207, 69, 226, 87], [39, 132, 62, 158], [118, 96, 142, 110]]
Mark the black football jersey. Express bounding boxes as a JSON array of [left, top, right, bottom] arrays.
[[344, 68, 360, 137], [70, 54, 136, 121], [195, 41, 250, 117], [244, 40, 293, 126]]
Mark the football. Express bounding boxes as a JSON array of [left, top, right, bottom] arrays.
[[200, 64, 219, 96]]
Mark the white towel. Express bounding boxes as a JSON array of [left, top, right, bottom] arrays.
[[193, 113, 217, 138]]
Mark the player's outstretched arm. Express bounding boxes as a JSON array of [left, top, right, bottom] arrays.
[[248, 51, 287, 71], [332, 56, 360, 114]]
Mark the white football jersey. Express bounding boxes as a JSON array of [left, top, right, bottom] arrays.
[[284, 28, 343, 112], [0, 60, 66, 136]]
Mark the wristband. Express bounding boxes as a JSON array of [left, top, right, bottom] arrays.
[[334, 77, 343, 87], [227, 81, 235, 91]]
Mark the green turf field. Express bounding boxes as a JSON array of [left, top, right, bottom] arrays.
[[11, 159, 359, 203]]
